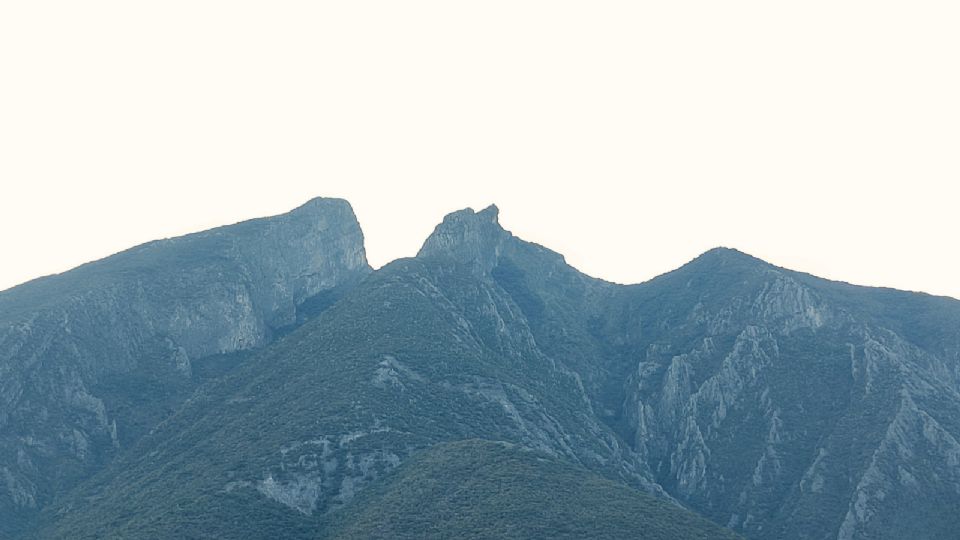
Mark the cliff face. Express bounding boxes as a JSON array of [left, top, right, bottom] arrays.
[[0, 198, 370, 537], [597, 251, 960, 539], [417, 216, 960, 539], [7, 202, 960, 540], [33, 209, 668, 539]]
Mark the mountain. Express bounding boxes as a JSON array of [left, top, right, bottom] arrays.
[[326, 439, 739, 539], [419, 207, 960, 539], [33, 205, 669, 538], [0, 198, 370, 538], [4, 200, 960, 539], [600, 248, 960, 539]]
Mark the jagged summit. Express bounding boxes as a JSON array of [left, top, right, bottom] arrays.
[[0, 196, 370, 317], [14, 198, 960, 540], [0, 197, 374, 537], [428, 204, 501, 228], [477, 203, 500, 220], [417, 204, 510, 274], [415, 210, 777, 287]]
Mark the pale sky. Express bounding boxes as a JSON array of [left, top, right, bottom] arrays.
[[1, 2, 958, 299]]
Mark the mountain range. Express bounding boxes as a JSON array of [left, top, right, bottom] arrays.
[[2, 198, 958, 539]]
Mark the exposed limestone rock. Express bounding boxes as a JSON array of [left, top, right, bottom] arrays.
[[418, 205, 506, 276], [9, 204, 960, 540], [0, 198, 371, 534], [838, 391, 960, 540], [372, 355, 424, 390], [254, 434, 403, 516]]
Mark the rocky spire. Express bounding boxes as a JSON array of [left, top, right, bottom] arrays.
[[417, 204, 509, 275]]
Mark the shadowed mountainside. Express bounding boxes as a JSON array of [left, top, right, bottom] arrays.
[[5, 201, 960, 540], [0, 198, 370, 538], [327, 439, 740, 540]]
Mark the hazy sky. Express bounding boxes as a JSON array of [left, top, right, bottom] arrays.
[[1, 2, 958, 299]]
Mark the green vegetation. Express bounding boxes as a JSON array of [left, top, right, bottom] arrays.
[[9, 207, 960, 540], [327, 439, 741, 539], [36, 256, 674, 538]]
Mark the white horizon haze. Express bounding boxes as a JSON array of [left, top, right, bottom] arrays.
[[1, 2, 958, 299]]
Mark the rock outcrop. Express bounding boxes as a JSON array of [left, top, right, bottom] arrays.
[[0, 198, 370, 537], [7, 202, 960, 540]]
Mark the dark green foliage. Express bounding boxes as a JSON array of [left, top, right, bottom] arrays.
[[34, 258, 664, 538], [0, 198, 370, 538], [492, 258, 546, 322], [9, 206, 960, 540], [327, 440, 741, 540]]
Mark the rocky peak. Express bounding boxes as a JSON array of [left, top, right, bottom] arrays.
[[660, 247, 779, 293], [417, 204, 509, 275], [287, 196, 354, 221], [241, 196, 369, 276], [690, 247, 770, 270], [244, 197, 370, 307], [0, 197, 373, 536]]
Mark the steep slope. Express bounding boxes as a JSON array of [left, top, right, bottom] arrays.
[[368, 207, 960, 539], [22, 203, 960, 540], [422, 218, 960, 539], [327, 439, 740, 539], [0, 198, 369, 537], [592, 249, 960, 539], [35, 206, 670, 539]]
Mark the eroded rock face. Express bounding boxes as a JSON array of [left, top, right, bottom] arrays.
[[416, 213, 960, 540], [9, 204, 960, 540], [418, 227, 960, 539], [254, 432, 403, 516], [417, 205, 506, 276], [606, 252, 960, 540], [0, 198, 370, 536]]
